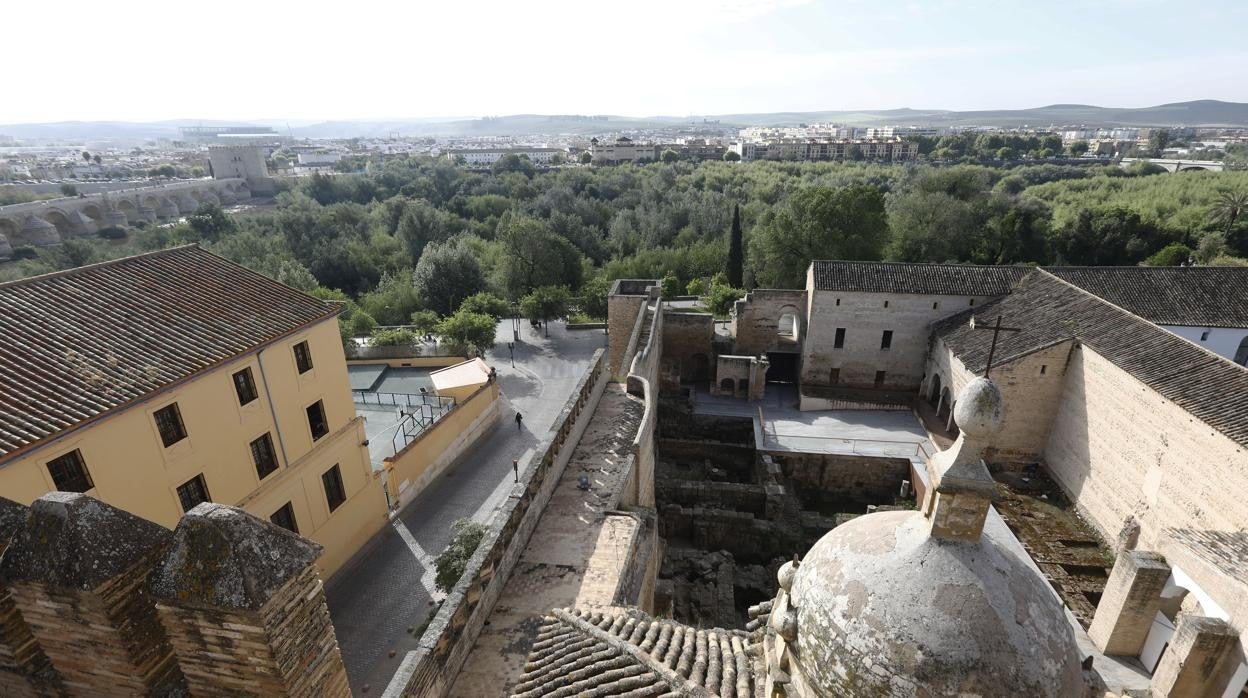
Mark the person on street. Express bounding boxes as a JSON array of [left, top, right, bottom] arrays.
[[515, 412, 523, 430]]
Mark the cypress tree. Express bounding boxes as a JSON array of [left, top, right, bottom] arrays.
[[727, 203, 744, 287]]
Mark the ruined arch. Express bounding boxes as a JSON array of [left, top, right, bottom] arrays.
[[719, 377, 735, 394], [1234, 336, 1248, 366], [0, 217, 19, 243], [141, 194, 161, 212], [1177, 165, 1212, 172]]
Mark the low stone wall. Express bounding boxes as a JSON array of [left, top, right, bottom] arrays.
[[382, 349, 609, 698], [657, 479, 767, 516], [383, 382, 501, 511], [626, 304, 663, 508], [658, 404, 755, 445], [766, 451, 911, 504]]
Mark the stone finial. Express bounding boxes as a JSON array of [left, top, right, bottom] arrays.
[[150, 502, 322, 611], [921, 377, 1002, 541], [0, 491, 173, 590]]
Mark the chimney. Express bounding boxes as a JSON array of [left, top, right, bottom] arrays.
[[921, 377, 1002, 541], [149, 503, 350, 697], [0, 492, 182, 696]]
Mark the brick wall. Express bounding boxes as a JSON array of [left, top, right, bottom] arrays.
[[731, 289, 807, 356], [661, 311, 714, 382], [766, 452, 911, 504]]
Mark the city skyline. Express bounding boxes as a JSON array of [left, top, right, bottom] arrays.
[[5, 0, 1248, 124]]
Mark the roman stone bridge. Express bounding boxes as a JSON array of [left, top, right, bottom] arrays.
[[0, 178, 250, 259], [1119, 157, 1226, 173]]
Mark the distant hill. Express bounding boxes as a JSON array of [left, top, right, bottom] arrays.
[[4, 100, 1247, 141]]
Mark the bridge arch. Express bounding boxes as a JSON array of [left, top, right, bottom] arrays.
[[42, 208, 77, 237], [0, 217, 19, 244], [141, 194, 162, 211], [80, 202, 105, 226], [1178, 165, 1214, 172], [114, 199, 139, 224]]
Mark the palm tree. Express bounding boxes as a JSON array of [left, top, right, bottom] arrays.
[[1210, 189, 1248, 237]]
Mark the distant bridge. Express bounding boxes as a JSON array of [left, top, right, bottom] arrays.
[[0, 179, 250, 259], [1119, 157, 1225, 173]]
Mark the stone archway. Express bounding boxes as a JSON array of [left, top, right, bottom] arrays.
[[43, 209, 76, 237], [114, 199, 139, 223], [929, 374, 943, 407], [80, 203, 105, 227], [719, 377, 735, 394], [777, 304, 801, 342]]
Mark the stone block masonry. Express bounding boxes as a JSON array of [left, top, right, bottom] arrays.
[[1088, 549, 1171, 657], [150, 503, 349, 697], [0, 498, 61, 698], [0, 493, 184, 697]]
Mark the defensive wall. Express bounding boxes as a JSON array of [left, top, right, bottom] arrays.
[[0, 494, 352, 697], [0, 179, 250, 257]]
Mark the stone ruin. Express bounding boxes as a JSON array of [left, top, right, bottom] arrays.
[[0, 493, 349, 698]]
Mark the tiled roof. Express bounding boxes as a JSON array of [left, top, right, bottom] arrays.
[[934, 270, 1248, 448], [510, 608, 756, 698], [0, 245, 337, 461], [810, 260, 1030, 296], [1046, 266, 1248, 328]]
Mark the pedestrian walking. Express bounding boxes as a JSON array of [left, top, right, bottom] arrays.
[[515, 412, 523, 430]]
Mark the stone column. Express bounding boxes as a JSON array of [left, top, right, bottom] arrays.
[[0, 492, 182, 697], [0, 498, 61, 698], [1088, 549, 1171, 657], [150, 503, 349, 697], [1149, 614, 1238, 698]]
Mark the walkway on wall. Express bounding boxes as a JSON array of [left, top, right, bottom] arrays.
[[324, 321, 602, 694], [447, 383, 644, 698]]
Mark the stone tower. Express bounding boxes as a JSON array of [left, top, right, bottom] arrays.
[[208, 145, 275, 195], [149, 503, 350, 697]]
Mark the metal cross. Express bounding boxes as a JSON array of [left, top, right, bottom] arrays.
[[969, 315, 1021, 378]]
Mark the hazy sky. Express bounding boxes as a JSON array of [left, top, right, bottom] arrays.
[[5, 0, 1247, 124]]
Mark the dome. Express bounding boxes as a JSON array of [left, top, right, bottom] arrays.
[[785, 509, 1084, 697], [952, 376, 1003, 437]]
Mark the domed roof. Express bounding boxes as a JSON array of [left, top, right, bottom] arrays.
[[785, 509, 1084, 697]]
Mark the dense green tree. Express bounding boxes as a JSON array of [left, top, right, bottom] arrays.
[[492, 153, 535, 176], [723, 150, 741, 162], [437, 310, 497, 354], [578, 276, 611, 320], [660, 273, 681, 299], [580, 151, 593, 164], [1068, 141, 1090, 157], [520, 285, 571, 336], [495, 212, 583, 298], [750, 184, 888, 287], [349, 311, 378, 337], [727, 203, 744, 288], [370, 327, 418, 346], [410, 309, 441, 336], [459, 291, 511, 320], [187, 203, 237, 242], [1050, 207, 1172, 265], [661, 150, 680, 163], [1210, 189, 1248, 238], [59, 183, 78, 197], [1143, 243, 1193, 266], [1149, 129, 1170, 156], [413, 238, 486, 315], [704, 280, 745, 316], [358, 269, 422, 325]]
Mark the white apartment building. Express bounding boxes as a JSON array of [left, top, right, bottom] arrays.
[[444, 147, 566, 167]]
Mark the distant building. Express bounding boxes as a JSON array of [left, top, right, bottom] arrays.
[[180, 125, 281, 144], [208, 145, 275, 195], [589, 136, 658, 164], [443, 147, 565, 167], [730, 138, 919, 162], [297, 151, 342, 166]]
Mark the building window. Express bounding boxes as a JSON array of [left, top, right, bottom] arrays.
[[881, 330, 893, 350], [177, 474, 211, 512], [874, 370, 887, 388], [270, 502, 299, 534], [250, 433, 279, 480], [154, 403, 188, 447], [835, 298, 841, 306], [829, 368, 840, 385], [307, 400, 329, 441], [969, 299, 976, 306], [293, 340, 314, 374], [322, 464, 347, 512], [1200, 330, 1210, 341], [932, 302, 939, 310], [834, 328, 846, 349], [884, 300, 889, 308], [47, 449, 93, 492], [1040, 364, 1047, 375], [232, 367, 259, 405]]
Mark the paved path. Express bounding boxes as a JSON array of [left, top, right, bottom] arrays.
[[325, 321, 604, 694]]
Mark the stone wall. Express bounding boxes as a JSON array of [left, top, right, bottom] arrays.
[[661, 311, 715, 383], [627, 301, 663, 508], [0, 494, 350, 698], [607, 280, 656, 380], [382, 350, 609, 698], [1044, 346, 1248, 641], [765, 451, 911, 504], [731, 289, 807, 357], [926, 338, 1074, 460], [802, 289, 987, 390]]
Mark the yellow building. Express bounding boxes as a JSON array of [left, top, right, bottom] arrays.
[[0, 245, 388, 575]]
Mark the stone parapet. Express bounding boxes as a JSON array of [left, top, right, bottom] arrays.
[[1088, 549, 1171, 657], [0, 492, 182, 697], [0, 498, 60, 698], [150, 503, 348, 697]]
